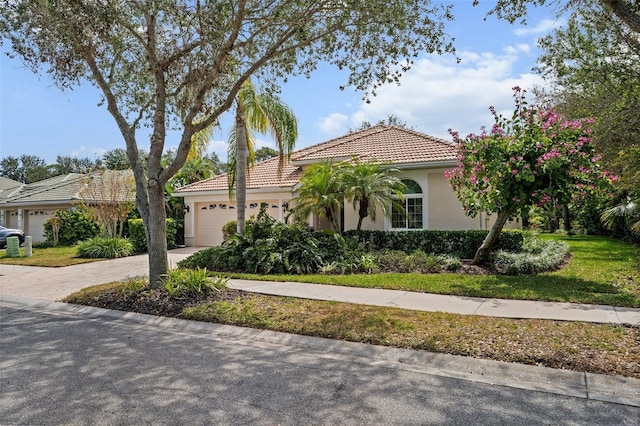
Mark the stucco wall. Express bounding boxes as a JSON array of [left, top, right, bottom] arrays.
[[427, 171, 484, 230]]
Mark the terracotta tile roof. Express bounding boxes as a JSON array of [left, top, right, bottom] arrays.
[[174, 157, 302, 194], [291, 125, 457, 165], [175, 125, 456, 194]]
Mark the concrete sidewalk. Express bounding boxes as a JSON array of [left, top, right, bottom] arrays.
[[1, 251, 639, 325], [229, 280, 640, 325]]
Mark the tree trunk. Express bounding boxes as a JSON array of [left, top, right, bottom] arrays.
[[472, 209, 511, 265], [356, 198, 368, 232], [236, 110, 248, 235], [145, 183, 169, 287], [562, 204, 571, 232]]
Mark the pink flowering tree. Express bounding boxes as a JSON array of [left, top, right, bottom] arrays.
[[446, 88, 616, 265]]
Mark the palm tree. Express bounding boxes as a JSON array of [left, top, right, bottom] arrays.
[[339, 158, 405, 231], [601, 198, 640, 236], [229, 80, 298, 235], [291, 162, 343, 232]]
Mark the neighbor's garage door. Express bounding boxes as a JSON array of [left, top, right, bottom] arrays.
[[196, 202, 237, 247], [26, 210, 54, 242]]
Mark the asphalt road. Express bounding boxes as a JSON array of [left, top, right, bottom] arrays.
[[1, 301, 638, 425]]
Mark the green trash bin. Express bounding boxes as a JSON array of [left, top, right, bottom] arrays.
[[6, 236, 20, 257]]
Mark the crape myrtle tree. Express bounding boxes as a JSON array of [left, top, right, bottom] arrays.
[[446, 88, 616, 265], [0, 0, 456, 286]]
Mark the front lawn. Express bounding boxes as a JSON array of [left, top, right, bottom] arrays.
[[0, 245, 100, 267], [226, 235, 640, 307], [64, 282, 640, 378]]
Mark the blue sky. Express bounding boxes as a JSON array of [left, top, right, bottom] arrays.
[[0, 2, 566, 165]]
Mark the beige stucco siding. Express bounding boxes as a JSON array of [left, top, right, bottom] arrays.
[[342, 203, 385, 231], [427, 171, 483, 230]]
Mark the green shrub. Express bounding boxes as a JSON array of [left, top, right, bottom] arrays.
[[161, 268, 228, 298], [179, 208, 366, 274], [437, 254, 462, 271], [128, 218, 178, 253], [493, 237, 569, 275], [44, 208, 99, 246], [345, 229, 525, 258], [222, 220, 237, 241], [76, 237, 135, 259], [375, 249, 445, 273], [320, 253, 379, 275], [119, 277, 149, 295]]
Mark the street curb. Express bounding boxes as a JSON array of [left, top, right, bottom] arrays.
[[2, 294, 639, 408]]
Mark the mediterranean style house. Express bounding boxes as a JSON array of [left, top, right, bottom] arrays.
[[175, 125, 518, 247]]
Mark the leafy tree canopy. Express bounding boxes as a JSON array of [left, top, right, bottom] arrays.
[[255, 147, 279, 162], [349, 114, 412, 133], [0, 0, 458, 285], [0, 155, 51, 183], [51, 155, 99, 175], [101, 148, 131, 171]]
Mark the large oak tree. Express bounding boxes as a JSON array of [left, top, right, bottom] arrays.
[[1, 0, 456, 285]]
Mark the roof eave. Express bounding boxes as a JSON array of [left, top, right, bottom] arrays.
[[394, 160, 457, 170], [176, 185, 296, 198]]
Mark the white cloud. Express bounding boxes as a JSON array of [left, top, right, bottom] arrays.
[[315, 112, 349, 136], [205, 139, 228, 162], [514, 18, 565, 36], [343, 48, 545, 141]]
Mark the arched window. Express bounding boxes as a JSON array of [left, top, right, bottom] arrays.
[[391, 179, 423, 229]]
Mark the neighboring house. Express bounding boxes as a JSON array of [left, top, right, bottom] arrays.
[[0, 170, 135, 243], [175, 125, 521, 247]]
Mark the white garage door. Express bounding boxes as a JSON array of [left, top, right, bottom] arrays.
[[196, 200, 283, 247], [196, 202, 237, 247], [26, 210, 54, 242]]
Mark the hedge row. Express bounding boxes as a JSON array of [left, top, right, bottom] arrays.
[[343, 229, 525, 259]]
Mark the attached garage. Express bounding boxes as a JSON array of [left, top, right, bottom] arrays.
[[196, 202, 237, 247], [195, 199, 284, 247]]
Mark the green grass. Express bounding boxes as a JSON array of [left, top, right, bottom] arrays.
[[0, 245, 101, 267], [182, 294, 640, 378], [224, 235, 640, 307]]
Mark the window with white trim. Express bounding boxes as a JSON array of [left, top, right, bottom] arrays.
[[391, 179, 423, 229]]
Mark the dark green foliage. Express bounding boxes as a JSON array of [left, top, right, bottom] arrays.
[[345, 229, 525, 258], [128, 218, 178, 253], [43, 208, 99, 246], [179, 208, 364, 274], [76, 237, 134, 259]]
